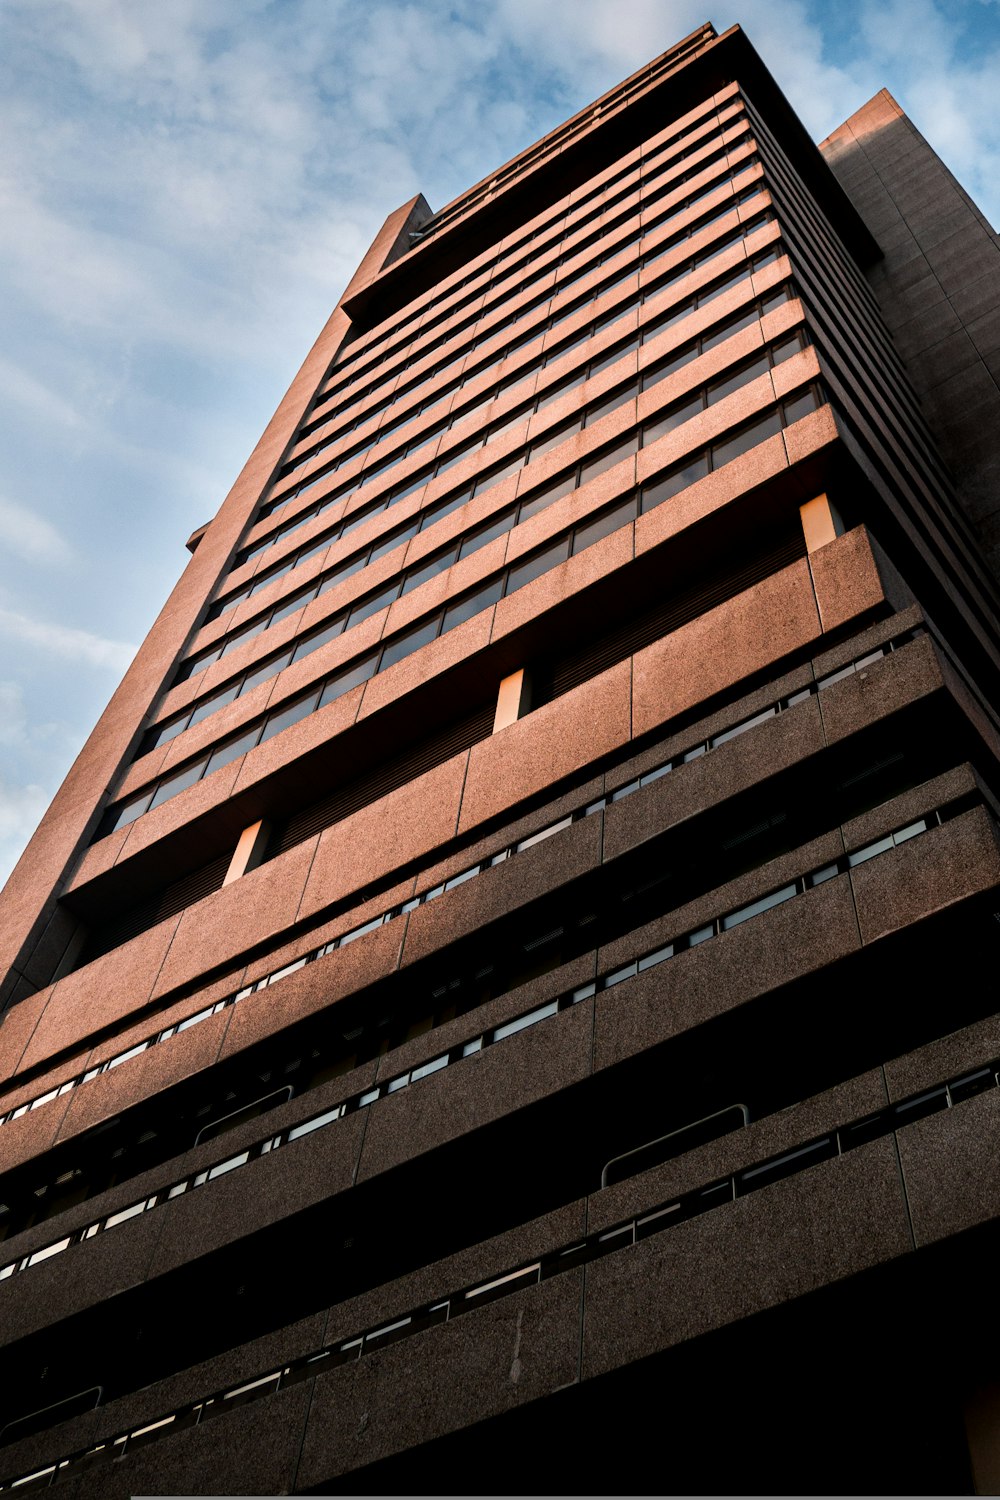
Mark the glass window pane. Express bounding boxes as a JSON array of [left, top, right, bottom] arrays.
[[108, 789, 155, 832], [292, 619, 343, 663], [368, 522, 417, 563], [847, 834, 894, 867], [434, 439, 479, 477], [190, 683, 241, 724], [535, 371, 587, 410], [517, 473, 576, 521], [148, 758, 207, 809], [220, 619, 266, 657], [378, 617, 440, 671], [318, 654, 378, 706], [700, 307, 758, 353], [259, 691, 321, 743], [782, 388, 819, 424], [770, 333, 803, 364], [589, 333, 639, 376], [530, 419, 580, 460], [585, 385, 637, 425], [706, 353, 769, 405], [643, 394, 704, 444], [458, 508, 515, 560], [420, 491, 469, 530], [205, 725, 262, 775], [505, 538, 569, 595], [250, 560, 292, 594], [318, 556, 365, 594], [402, 547, 458, 595], [697, 263, 750, 306], [711, 408, 782, 468], [242, 652, 292, 694], [642, 344, 698, 389], [340, 498, 384, 537], [580, 432, 638, 483], [296, 535, 333, 567], [270, 589, 312, 625], [722, 882, 797, 930], [346, 583, 399, 629], [573, 497, 637, 555], [148, 714, 188, 749], [640, 454, 709, 511], [441, 577, 504, 633]]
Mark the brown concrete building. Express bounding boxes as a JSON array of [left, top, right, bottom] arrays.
[[2, 19, 1000, 1496]]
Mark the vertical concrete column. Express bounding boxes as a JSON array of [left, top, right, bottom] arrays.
[[799, 493, 844, 553], [493, 669, 533, 733], [223, 820, 271, 886]]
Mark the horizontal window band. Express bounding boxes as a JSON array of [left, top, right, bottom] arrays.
[[275, 183, 766, 500], [232, 202, 772, 570], [3, 1009, 995, 1491], [6, 624, 925, 1143], [148, 321, 802, 756], [198, 267, 785, 640], [311, 112, 751, 428], [106, 382, 818, 833]]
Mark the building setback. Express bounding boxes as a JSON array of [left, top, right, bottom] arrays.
[[2, 19, 1000, 1496]]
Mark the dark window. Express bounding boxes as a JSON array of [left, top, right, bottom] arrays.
[[205, 726, 261, 776], [379, 617, 440, 671], [260, 691, 321, 743], [441, 577, 504, 633], [318, 655, 377, 706], [505, 537, 570, 595]]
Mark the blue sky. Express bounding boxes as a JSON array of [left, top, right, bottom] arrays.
[[1, 0, 999, 887]]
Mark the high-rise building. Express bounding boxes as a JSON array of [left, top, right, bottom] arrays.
[[2, 18, 1000, 1496]]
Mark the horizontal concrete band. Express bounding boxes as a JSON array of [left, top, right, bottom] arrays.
[[4, 1035, 998, 1492], [0, 625, 925, 1133]]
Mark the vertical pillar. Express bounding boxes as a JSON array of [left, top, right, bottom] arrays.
[[493, 669, 533, 733], [799, 492, 844, 552], [223, 820, 271, 886]]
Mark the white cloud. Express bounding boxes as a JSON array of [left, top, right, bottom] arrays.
[[0, 607, 135, 672], [0, 497, 72, 567], [0, 779, 50, 852]]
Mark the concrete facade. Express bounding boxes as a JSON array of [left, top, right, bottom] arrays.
[[2, 20, 1000, 1496]]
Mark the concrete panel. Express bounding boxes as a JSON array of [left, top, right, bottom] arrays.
[[593, 875, 861, 1074], [75, 1381, 313, 1500], [151, 837, 318, 999], [20, 918, 183, 1071], [807, 525, 898, 635], [298, 753, 469, 921], [885, 1013, 1000, 1103], [217, 920, 406, 1062], [850, 807, 1000, 946], [817, 633, 943, 746], [53, 1008, 230, 1145], [357, 997, 595, 1181], [297, 1270, 583, 1488], [602, 694, 824, 865], [631, 560, 821, 740], [147, 1106, 368, 1278], [400, 813, 602, 970], [582, 1138, 910, 1379], [898, 1088, 1000, 1247], [0, 1205, 164, 1348], [458, 660, 631, 833], [588, 1068, 888, 1235]]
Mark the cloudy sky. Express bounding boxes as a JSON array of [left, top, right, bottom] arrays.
[[1, 0, 998, 888]]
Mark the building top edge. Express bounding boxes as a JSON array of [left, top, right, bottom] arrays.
[[341, 22, 881, 328]]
